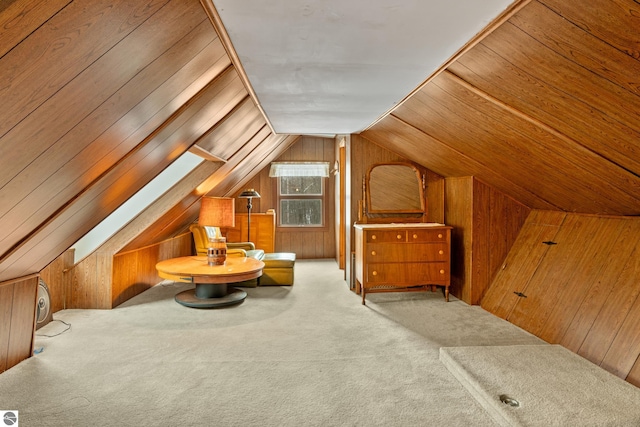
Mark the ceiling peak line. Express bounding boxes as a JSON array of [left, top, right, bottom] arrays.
[[443, 69, 640, 182], [363, 0, 535, 134], [199, 0, 276, 136]]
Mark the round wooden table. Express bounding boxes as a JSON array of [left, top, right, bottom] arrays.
[[156, 256, 264, 308]]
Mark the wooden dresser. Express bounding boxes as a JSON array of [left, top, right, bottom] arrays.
[[354, 223, 452, 304]]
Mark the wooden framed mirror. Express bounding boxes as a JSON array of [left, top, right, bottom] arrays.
[[362, 162, 426, 222]]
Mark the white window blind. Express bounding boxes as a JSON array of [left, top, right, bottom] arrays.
[[269, 162, 329, 177]]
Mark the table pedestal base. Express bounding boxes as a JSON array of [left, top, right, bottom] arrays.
[[175, 283, 247, 308]]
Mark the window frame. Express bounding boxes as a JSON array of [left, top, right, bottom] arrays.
[[276, 175, 328, 230]]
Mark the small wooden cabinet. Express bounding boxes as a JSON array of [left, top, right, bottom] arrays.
[[222, 211, 276, 253], [354, 223, 452, 304]]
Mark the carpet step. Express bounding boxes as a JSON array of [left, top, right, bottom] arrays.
[[439, 345, 640, 426]]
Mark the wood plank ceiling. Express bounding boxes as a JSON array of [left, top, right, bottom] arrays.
[[0, 0, 296, 282], [362, 0, 640, 216]]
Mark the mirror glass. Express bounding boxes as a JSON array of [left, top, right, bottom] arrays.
[[367, 163, 423, 213]]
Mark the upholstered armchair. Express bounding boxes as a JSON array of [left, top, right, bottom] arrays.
[[189, 224, 265, 287], [188, 223, 296, 287]]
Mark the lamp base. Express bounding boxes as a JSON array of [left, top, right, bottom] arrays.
[[207, 237, 227, 266]]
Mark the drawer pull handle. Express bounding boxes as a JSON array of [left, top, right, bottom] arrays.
[[413, 234, 418, 239], [397, 234, 402, 240], [439, 250, 444, 255], [372, 271, 378, 276], [371, 251, 376, 256], [438, 233, 443, 239], [372, 235, 377, 240], [439, 269, 445, 274]]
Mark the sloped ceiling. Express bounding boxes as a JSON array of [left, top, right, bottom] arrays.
[[0, 0, 639, 284], [0, 0, 296, 281], [362, 0, 640, 216]]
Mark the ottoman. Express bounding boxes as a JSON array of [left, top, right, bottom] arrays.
[[260, 252, 296, 286]]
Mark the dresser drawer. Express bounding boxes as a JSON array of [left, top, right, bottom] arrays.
[[365, 230, 406, 243], [366, 243, 449, 262], [407, 229, 449, 243], [366, 262, 449, 286]]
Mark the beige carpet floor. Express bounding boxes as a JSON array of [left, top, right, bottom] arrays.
[[1, 259, 550, 426], [440, 345, 640, 426]]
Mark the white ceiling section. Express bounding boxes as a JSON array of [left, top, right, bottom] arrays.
[[212, 0, 515, 135]]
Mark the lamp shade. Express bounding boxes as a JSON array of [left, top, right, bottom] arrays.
[[238, 189, 261, 199], [198, 197, 235, 227]]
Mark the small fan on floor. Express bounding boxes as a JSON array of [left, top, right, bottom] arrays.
[[36, 278, 53, 330]]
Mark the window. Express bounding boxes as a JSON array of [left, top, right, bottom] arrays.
[[279, 176, 324, 226], [270, 162, 329, 228]]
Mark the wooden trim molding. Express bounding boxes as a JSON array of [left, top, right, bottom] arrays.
[[199, 0, 277, 135]]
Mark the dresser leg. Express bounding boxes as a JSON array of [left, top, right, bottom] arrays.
[[445, 286, 449, 302], [362, 288, 366, 305]]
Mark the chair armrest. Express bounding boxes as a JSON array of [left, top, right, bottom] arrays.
[[227, 248, 247, 258], [227, 242, 256, 251]]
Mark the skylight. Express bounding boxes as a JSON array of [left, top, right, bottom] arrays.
[[71, 152, 204, 263]]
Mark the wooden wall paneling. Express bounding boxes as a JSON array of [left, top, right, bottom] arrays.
[[445, 177, 530, 305], [481, 210, 565, 318], [507, 214, 599, 334], [601, 293, 640, 380], [362, 116, 557, 211], [445, 177, 473, 302], [95, 252, 113, 310], [0, 0, 171, 139], [449, 42, 640, 178], [195, 96, 264, 160], [198, 126, 272, 194], [471, 178, 491, 304], [481, 211, 640, 385], [0, 1, 214, 232], [425, 170, 445, 224], [540, 0, 640, 64], [0, 0, 71, 58], [578, 243, 640, 366], [495, 10, 640, 127], [537, 217, 631, 344], [39, 249, 74, 312], [561, 220, 640, 354], [0, 276, 38, 372], [0, 28, 229, 258], [626, 358, 640, 388], [112, 232, 192, 308], [223, 213, 275, 253], [481, 15, 640, 174], [402, 75, 640, 214], [515, 1, 640, 99], [110, 251, 136, 309], [0, 1, 228, 270], [0, 67, 247, 281], [69, 254, 99, 309], [0, 282, 15, 372], [448, 44, 640, 196]]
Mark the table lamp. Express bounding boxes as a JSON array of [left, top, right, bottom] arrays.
[[198, 197, 235, 266], [238, 189, 260, 242]]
